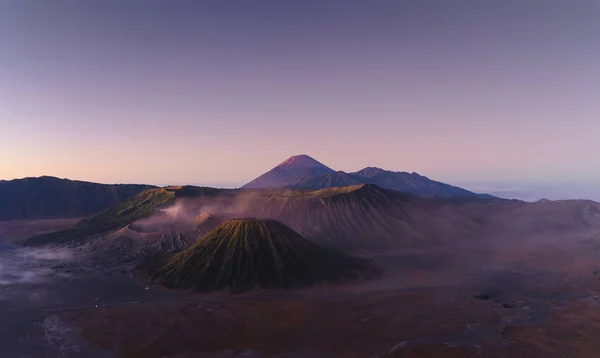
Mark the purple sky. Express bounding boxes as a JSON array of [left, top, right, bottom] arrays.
[[1, 1, 599, 198]]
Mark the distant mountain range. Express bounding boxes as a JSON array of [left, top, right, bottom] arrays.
[[0, 155, 490, 222], [25, 184, 492, 250], [24, 182, 600, 253], [0, 176, 151, 220], [242, 155, 493, 198]]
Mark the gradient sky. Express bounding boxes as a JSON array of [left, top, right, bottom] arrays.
[[1, 1, 599, 194]]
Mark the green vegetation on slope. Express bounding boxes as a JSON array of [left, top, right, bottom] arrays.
[[149, 218, 369, 293], [23, 188, 176, 246], [23, 186, 235, 246]]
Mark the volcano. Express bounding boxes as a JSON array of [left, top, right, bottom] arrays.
[[242, 155, 335, 189], [151, 218, 369, 293], [242, 155, 492, 198]]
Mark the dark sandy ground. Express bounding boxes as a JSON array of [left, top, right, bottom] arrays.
[[3, 217, 600, 357]]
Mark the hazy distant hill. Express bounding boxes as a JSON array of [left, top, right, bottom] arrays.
[[349, 167, 494, 198], [241, 155, 335, 189], [246, 155, 493, 198], [0, 176, 151, 220]]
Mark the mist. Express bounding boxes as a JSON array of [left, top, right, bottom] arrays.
[[130, 191, 263, 233], [0, 245, 76, 287], [457, 181, 600, 202]]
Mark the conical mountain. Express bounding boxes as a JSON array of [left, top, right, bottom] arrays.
[[241, 155, 335, 189], [151, 218, 367, 293]]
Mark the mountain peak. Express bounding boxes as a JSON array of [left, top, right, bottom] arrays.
[[241, 155, 335, 189], [353, 167, 387, 178], [354, 167, 426, 178], [276, 155, 332, 170], [362, 167, 383, 171]]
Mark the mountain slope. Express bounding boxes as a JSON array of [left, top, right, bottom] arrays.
[[148, 218, 369, 293], [242, 155, 335, 189], [349, 167, 493, 198], [240, 184, 488, 250], [23, 188, 176, 246], [242, 155, 493, 198], [285, 167, 491, 198], [285, 171, 366, 189], [0, 176, 151, 220], [23, 186, 233, 246]]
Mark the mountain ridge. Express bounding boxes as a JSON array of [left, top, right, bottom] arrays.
[[349, 167, 494, 198], [1, 155, 493, 223], [26, 182, 600, 256], [244, 155, 493, 198], [0, 176, 152, 220]]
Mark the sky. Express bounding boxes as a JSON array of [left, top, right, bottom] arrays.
[[1, 1, 599, 199]]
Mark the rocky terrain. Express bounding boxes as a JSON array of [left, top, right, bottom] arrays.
[[28, 222, 600, 358], [3, 178, 600, 357]]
